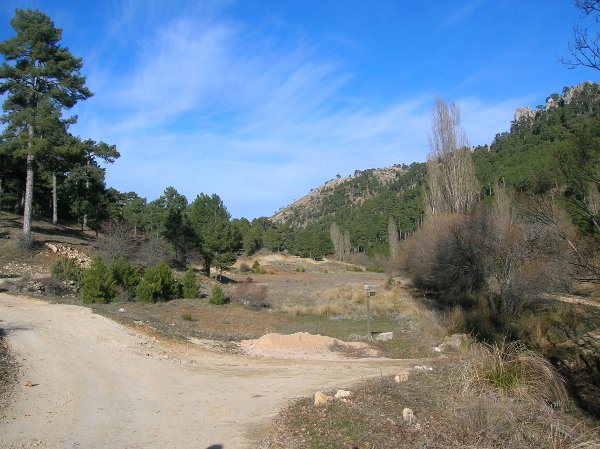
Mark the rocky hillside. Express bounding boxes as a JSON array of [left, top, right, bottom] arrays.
[[272, 165, 415, 226], [270, 163, 426, 256], [269, 81, 600, 257]]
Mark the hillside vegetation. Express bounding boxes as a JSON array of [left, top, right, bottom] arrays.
[[271, 82, 600, 258]]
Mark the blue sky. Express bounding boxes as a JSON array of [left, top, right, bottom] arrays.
[[0, 1, 597, 219]]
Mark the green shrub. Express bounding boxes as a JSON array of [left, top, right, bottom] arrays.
[[109, 257, 140, 293], [209, 284, 227, 305], [181, 269, 200, 299], [135, 262, 179, 303], [50, 258, 83, 282], [82, 257, 115, 304], [251, 260, 267, 274]]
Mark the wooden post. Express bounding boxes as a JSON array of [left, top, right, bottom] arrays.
[[364, 285, 377, 340]]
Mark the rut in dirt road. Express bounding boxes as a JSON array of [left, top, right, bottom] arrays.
[[0, 294, 420, 448]]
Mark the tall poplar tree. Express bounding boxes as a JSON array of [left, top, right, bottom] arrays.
[[0, 9, 92, 238], [426, 98, 479, 216]]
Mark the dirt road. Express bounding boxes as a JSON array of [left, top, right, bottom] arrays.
[[0, 293, 417, 449]]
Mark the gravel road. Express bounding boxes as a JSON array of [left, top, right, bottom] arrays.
[[0, 293, 416, 449]]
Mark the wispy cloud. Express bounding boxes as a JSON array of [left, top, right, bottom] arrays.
[[439, 0, 485, 29], [69, 3, 517, 218]]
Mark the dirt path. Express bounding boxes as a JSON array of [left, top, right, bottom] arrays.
[[0, 293, 419, 449]]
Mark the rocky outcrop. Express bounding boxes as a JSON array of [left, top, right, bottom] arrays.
[[45, 243, 91, 268], [563, 81, 595, 104], [547, 329, 600, 417], [514, 81, 598, 124], [514, 107, 537, 123]]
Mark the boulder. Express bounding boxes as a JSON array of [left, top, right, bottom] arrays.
[[402, 407, 415, 424], [434, 333, 469, 352], [334, 390, 351, 399], [314, 391, 332, 406], [374, 332, 393, 342], [394, 372, 409, 383]]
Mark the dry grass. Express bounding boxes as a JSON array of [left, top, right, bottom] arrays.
[[258, 354, 600, 449], [287, 283, 418, 319], [455, 340, 570, 408]]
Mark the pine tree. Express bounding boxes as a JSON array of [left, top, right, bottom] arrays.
[[0, 9, 93, 238]]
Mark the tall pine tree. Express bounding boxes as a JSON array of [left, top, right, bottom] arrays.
[[0, 9, 92, 237]]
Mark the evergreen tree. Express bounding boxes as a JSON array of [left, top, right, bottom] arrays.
[[187, 193, 241, 276], [0, 9, 93, 238]]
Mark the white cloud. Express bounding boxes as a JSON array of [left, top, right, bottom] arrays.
[[72, 6, 520, 219]]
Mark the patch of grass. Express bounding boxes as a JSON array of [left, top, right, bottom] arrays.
[[455, 340, 569, 408], [181, 312, 194, 321], [258, 359, 599, 449]]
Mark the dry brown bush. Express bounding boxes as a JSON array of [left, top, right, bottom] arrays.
[[405, 191, 576, 322], [231, 281, 271, 310]]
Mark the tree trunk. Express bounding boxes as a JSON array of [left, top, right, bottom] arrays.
[[0, 176, 2, 217], [83, 160, 89, 228], [204, 255, 211, 277], [52, 172, 58, 225], [22, 152, 34, 238]]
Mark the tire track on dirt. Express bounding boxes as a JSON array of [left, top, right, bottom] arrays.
[[0, 294, 420, 448]]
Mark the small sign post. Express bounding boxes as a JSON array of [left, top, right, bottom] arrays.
[[364, 285, 377, 340]]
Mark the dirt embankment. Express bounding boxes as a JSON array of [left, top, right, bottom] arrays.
[[0, 294, 418, 448]]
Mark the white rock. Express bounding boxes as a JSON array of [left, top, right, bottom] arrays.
[[118, 308, 125, 313], [394, 372, 409, 383], [374, 332, 393, 342], [334, 390, 351, 399], [413, 365, 433, 372], [314, 391, 332, 406], [402, 407, 415, 424]]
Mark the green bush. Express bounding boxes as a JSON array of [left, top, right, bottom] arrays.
[[251, 260, 266, 274], [181, 269, 200, 299], [109, 257, 140, 293], [82, 257, 115, 304], [50, 258, 83, 282], [209, 284, 227, 305], [135, 262, 179, 303]]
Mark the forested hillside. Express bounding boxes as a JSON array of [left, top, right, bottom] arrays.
[[272, 164, 426, 256], [271, 81, 600, 257]]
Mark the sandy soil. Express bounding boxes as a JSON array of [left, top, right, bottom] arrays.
[[0, 293, 418, 449]]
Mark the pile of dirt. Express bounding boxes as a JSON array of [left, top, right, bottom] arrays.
[[240, 332, 377, 360]]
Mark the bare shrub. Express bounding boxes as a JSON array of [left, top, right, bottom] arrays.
[[136, 235, 170, 267], [37, 276, 70, 296], [525, 194, 599, 285], [98, 221, 170, 268], [406, 190, 576, 320], [97, 221, 138, 262], [405, 213, 483, 305], [232, 281, 270, 310]]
